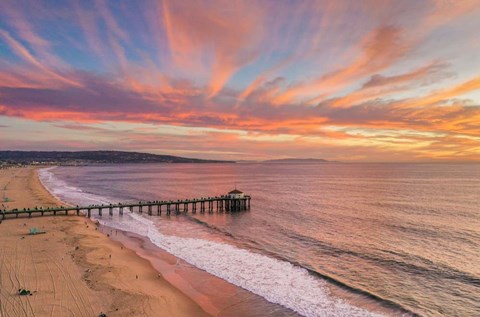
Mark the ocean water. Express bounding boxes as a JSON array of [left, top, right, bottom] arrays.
[[39, 163, 480, 317]]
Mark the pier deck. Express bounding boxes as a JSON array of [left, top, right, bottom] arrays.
[[1, 195, 251, 220]]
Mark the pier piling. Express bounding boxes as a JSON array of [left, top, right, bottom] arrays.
[[0, 192, 251, 220]]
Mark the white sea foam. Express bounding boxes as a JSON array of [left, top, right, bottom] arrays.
[[39, 167, 385, 317], [39, 167, 112, 206]]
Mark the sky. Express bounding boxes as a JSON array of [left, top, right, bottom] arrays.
[[0, 0, 480, 161]]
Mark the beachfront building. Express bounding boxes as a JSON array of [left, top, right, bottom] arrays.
[[228, 189, 245, 199]]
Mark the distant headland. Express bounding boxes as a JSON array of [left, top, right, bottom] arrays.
[[0, 150, 233, 165], [264, 158, 330, 163]]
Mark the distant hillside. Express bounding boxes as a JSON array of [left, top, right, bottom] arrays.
[[263, 158, 330, 163], [0, 151, 232, 164]]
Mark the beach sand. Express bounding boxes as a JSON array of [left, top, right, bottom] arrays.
[[0, 166, 210, 317]]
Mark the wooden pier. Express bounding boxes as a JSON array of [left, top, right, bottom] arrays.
[[1, 192, 251, 221]]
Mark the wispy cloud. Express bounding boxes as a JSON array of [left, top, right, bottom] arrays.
[[0, 0, 479, 161], [269, 25, 410, 106]]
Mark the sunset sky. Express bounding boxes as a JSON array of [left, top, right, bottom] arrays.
[[1, 0, 480, 161]]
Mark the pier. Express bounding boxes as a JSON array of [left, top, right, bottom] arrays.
[[0, 189, 251, 220]]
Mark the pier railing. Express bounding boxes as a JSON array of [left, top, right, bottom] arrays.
[[1, 195, 251, 220]]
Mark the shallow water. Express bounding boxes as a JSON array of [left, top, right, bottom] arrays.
[[40, 163, 480, 317]]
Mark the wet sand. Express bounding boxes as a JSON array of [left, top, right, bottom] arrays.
[[0, 166, 209, 317], [102, 228, 302, 317]]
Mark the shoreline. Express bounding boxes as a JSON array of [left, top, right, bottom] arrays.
[[1, 165, 408, 317], [0, 166, 210, 317], [37, 166, 304, 317]]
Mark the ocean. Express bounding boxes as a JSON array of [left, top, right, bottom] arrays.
[[39, 163, 480, 317]]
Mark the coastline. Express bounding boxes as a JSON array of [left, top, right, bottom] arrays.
[[36, 165, 304, 317], [0, 166, 210, 317]]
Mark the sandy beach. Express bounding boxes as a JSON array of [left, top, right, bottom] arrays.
[[0, 166, 209, 317]]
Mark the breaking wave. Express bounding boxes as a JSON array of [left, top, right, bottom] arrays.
[[39, 167, 386, 317]]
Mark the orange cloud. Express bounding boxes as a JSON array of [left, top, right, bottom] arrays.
[[236, 1, 346, 103], [161, 0, 264, 97], [426, 0, 480, 28], [237, 55, 296, 103], [406, 76, 480, 108], [329, 62, 449, 108], [271, 25, 410, 105], [1, 0, 480, 161]]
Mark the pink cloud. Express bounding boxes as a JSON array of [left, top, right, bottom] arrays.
[[1, 0, 480, 161]]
